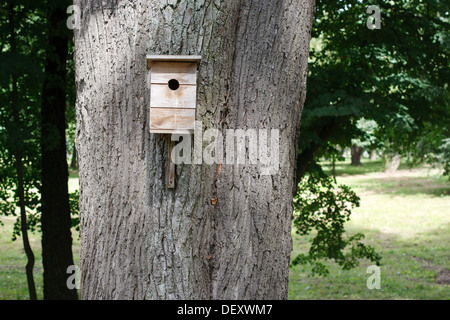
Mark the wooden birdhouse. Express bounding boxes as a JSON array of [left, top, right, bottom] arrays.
[[147, 55, 201, 134]]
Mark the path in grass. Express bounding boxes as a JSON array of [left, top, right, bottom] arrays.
[[289, 161, 450, 300]]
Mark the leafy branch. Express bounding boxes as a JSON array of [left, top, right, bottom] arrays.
[[291, 171, 381, 276]]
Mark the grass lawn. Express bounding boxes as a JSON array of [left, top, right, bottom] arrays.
[[289, 160, 450, 300], [0, 219, 81, 300], [0, 160, 449, 299], [0, 172, 81, 300]]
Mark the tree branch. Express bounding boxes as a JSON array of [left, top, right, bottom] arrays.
[[295, 121, 338, 193]]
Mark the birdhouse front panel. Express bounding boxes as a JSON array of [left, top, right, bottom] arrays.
[[150, 62, 197, 85], [147, 55, 201, 134], [150, 84, 197, 109], [149, 108, 195, 131]]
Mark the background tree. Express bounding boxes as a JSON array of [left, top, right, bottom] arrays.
[[0, 0, 46, 300], [40, 0, 78, 300], [0, 0, 78, 299], [296, 0, 449, 180], [350, 119, 379, 166], [74, 0, 315, 299]]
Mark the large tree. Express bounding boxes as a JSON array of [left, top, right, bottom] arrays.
[[74, 0, 315, 299]]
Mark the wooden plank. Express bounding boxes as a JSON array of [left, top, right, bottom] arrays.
[[151, 62, 197, 85], [166, 137, 175, 189], [149, 129, 194, 134], [147, 55, 202, 64], [150, 108, 195, 131], [151, 84, 197, 109]]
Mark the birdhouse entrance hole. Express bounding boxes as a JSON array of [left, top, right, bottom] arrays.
[[168, 79, 180, 91]]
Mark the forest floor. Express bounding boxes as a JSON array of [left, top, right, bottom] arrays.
[[0, 160, 448, 299]]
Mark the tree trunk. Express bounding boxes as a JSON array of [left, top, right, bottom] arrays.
[[332, 157, 337, 179], [9, 4, 37, 300], [74, 0, 315, 300], [384, 152, 402, 173], [40, 0, 78, 300], [351, 144, 363, 166], [370, 149, 377, 161]]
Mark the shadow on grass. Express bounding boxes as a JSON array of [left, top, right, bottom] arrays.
[[350, 222, 450, 284], [351, 175, 450, 197], [322, 160, 414, 177]]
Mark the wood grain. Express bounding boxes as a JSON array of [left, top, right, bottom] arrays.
[[151, 62, 197, 85], [151, 84, 196, 109], [150, 108, 195, 131]]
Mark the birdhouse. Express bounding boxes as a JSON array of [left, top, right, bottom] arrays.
[[147, 55, 201, 134]]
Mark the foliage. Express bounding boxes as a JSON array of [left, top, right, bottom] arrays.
[[9, 190, 80, 241], [0, 1, 80, 241], [299, 0, 450, 173], [438, 138, 450, 178], [291, 169, 381, 276], [0, 1, 44, 239], [352, 118, 379, 150], [69, 190, 80, 232], [294, 1, 449, 269]]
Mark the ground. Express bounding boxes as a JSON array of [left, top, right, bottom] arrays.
[[0, 160, 449, 299]]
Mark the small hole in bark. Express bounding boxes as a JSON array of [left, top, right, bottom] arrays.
[[168, 79, 180, 91]]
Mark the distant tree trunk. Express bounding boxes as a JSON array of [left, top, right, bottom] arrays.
[[351, 144, 363, 166], [75, 0, 315, 299], [70, 146, 77, 169], [332, 156, 337, 178], [384, 152, 402, 173], [9, 3, 37, 300], [40, 0, 78, 300], [370, 149, 377, 161]]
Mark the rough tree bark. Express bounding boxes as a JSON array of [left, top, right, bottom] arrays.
[[74, 0, 315, 299]]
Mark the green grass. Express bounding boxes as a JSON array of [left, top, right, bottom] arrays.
[[0, 217, 80, 300], [0, 217, 43, 300], [0, 170, 81, 300], [1, 160, 449, 299], [288, 159, 450, 300]]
